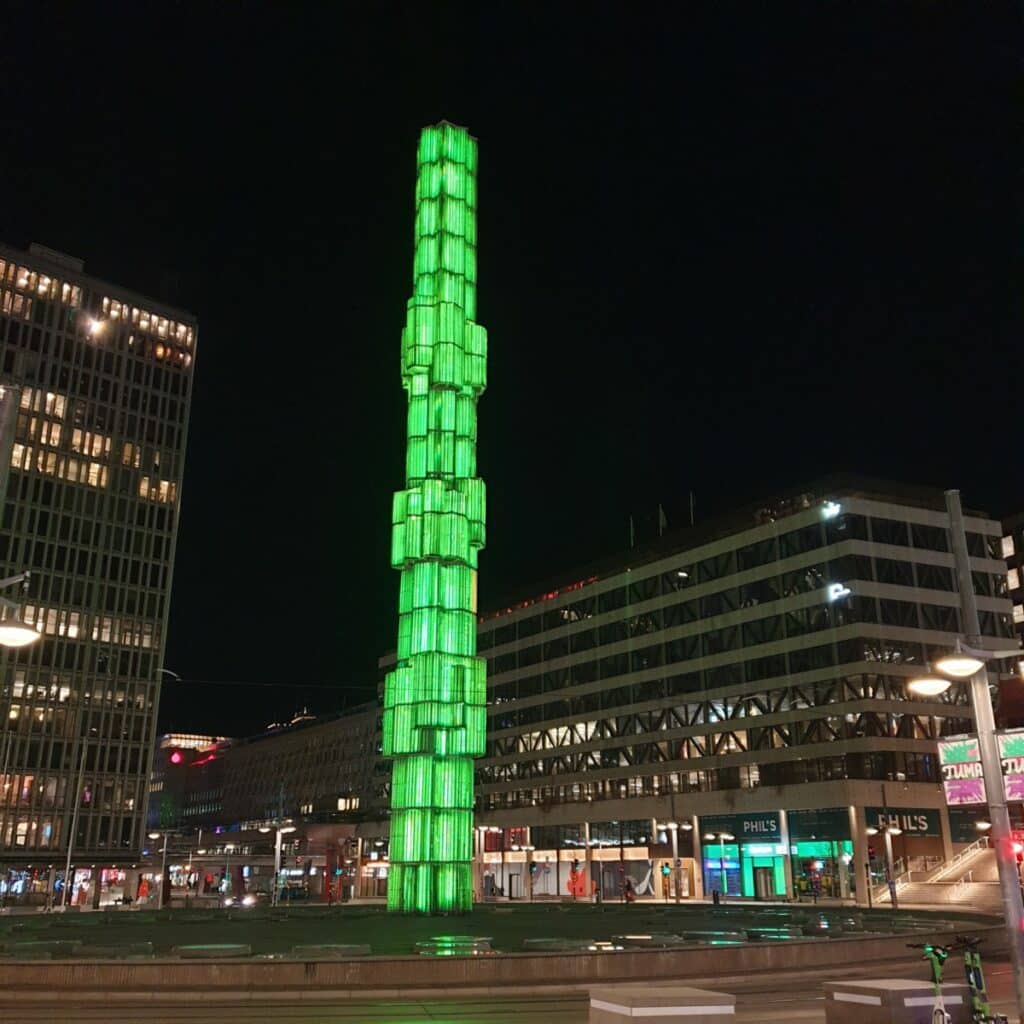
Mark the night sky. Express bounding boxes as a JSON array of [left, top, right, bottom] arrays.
[[0, 4, 1020, 736]]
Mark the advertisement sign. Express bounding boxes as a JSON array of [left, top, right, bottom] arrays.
[[939, 735, 985, 806], [999, 730, 1024, 802], [865, 808, 942, 838]]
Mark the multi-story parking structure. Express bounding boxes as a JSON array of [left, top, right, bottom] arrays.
[[0, 242, 196, 906], [463, 478, 1015, 904]]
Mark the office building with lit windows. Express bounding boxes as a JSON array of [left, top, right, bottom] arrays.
[[0, 241, 195, 906], [379, 477, 1016, 905]]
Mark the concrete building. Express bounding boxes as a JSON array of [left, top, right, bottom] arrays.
[[1001, 512, 1024, 645], [376, 476, 1016, 905], [0, 242, 196, 906], [129, 706, 379, 907]]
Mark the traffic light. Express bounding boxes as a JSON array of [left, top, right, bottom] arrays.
[[868, 845, 876, 859], [1013, 841, 1023, 865], [660, 862, 671, 877], [529, 861, 538, 876], [169, 749, 183, 765]]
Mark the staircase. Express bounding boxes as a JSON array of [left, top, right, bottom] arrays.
[[874, 840, 1002, 911], [884, 878, 1002, 911]]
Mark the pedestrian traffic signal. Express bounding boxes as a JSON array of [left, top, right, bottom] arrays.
[[660, 862, 671, 877], [529, 861, 538, 876]]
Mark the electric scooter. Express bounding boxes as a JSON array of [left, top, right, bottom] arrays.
[[906, 942, 952, 1024], [952, 935, 1008, 1024]]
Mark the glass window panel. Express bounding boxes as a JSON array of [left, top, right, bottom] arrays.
[[737, 537, 777, 571], [661, 566, 695, 592], [875, 558, 914, 586], [879, 599, 919, 628], [697, 551, 734, 583], [911, 523, 949, 553], [871, 518, 910, 547], [781, 563, 827, 597], [915, 563, 954, 592], [739, 576, 780, 606], [779, 524, 824, 559], [826, 513, 868, 542]]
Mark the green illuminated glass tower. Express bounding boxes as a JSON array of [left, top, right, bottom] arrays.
[[382, 122, 487, 914]]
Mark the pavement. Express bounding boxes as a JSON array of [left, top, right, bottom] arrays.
[[2, 954, 1019, 1023]]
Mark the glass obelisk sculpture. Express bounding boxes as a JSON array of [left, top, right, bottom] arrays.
[[382, 122, 487, 914]]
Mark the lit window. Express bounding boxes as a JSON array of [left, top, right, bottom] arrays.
[[1010, 569, 1020, 591], [1015, 605, 1024, 624], [1003, 536, 1016, 559]]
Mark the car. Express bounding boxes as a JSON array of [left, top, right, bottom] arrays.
[[219, 891, 269, 909]]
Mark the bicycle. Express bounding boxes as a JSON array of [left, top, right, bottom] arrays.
[[907, 942, 952, 1024], [953, 935, 1008, 1024]]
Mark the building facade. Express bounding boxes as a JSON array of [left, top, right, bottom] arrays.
[[0, 242, 196, 904], [1002, 512, 1024, 645], [133, 705, 379, 907], [377, 477, 1015, 904]]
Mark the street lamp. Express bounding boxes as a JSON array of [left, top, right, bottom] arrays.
[[147, 831, 171, 910], [905, 675, 954, 698], [704, 832, 734, 899], [865, 824, 902, 911], [259, 821, 296, 906], [0, 573, 40, 648], [657, 821, 693, 904], [905, 489, 1024, 1018]]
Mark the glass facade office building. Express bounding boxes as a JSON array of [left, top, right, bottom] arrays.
[[467, 479, 1014, 902], [0, 242, 195, 903]]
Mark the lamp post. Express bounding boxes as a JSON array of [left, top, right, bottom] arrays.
[[658, 821, 694, 904], [666, 823, 679, 903], [906, 489, 1024, 1017], [865, 824, 902, 910], [61, 730, 88, 909], [147, 832, 170, 910], [146, 828, 196, 909], [259, 821, 296, 906], [704, 831, 734, 899]]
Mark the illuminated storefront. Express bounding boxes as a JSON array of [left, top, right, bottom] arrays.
[[699, 812, 787, 899], [787, 808, 854, 899]]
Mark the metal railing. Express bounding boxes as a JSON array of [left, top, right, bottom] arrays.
[[929, 836, 989, 883]]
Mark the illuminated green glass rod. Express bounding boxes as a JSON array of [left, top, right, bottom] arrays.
[[381, 122, 487, 914]]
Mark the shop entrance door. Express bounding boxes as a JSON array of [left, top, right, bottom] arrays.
[[754, 866, 774, 901]]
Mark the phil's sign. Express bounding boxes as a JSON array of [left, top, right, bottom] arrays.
[[865, 808, 941, 838], [699, 812, 780, 842]]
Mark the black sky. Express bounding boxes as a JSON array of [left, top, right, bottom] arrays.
[[1, 3, 1021, 736]]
